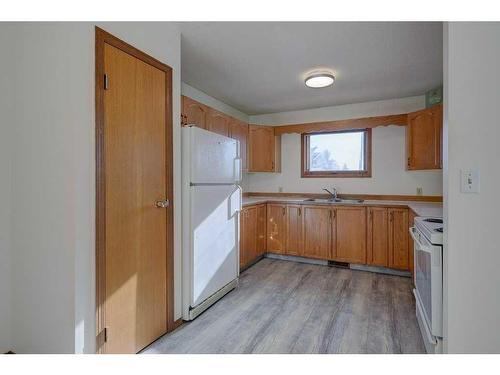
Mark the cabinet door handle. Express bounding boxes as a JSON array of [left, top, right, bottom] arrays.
[[298, 207, 301, 216], [282, 207, 286, 216]]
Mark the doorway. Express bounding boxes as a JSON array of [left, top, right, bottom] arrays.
[[95, 27, 174, 354]]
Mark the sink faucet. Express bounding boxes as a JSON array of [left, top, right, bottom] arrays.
[[323, 187, 338, 200]]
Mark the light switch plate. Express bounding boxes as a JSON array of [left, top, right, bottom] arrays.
[[461, 169, 480, 193]]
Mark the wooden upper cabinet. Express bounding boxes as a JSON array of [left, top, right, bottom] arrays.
[[256, 204, 267, 257], [206, 108, 230, 137], [182, 95, 208, 129], [388, 208, 409, 270], [333, 206, 367, 264], [229, 119, 249, 172], [266, 203, 287, 254], [248, 125, 281, 172], [407, 104, 443, 170], [302, 205, 331, 260], [286, 205, 303, 256], [367, 207, 389, 267]]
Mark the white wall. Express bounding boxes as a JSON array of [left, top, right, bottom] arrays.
[[0, 23, 14, 353], [443, 22, 500, 353], [5, 22, 182, 354], [246, 96, 443, 196], [182, 82, 249, 123]]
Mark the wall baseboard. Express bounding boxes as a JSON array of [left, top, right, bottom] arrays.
[[244, 191, 442, 202]]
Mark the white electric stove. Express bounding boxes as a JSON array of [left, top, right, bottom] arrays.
[[410, 216, 444, 354], [414, 217, 444, 245]]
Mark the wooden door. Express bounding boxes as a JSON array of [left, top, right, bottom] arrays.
[[407, 104, 442, 170], [333, 207, 367, 264], [229, 119, 249, 171], [182, 95, 208, 129], [367, 207, 389, 267], [100, 38, 173, 353], [248, 125, 275, 172], [286, 205, 303, 256], [302, 205, 331, 260], [207, 108, 230, 136], [256, 204, 267, 257], [389, 208, 409, 270], [240, 206, 257, 269], [267, 204, 286, 254]]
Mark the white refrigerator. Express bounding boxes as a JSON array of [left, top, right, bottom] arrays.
[[182, 126, 242, 320]]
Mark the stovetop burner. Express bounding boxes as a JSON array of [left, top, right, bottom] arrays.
[[435, 227, 443, 233], [424, 218, 443, 224]]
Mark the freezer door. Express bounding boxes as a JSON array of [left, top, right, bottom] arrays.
[[190, 184, 241, 307], [188, 127, 241, 184]]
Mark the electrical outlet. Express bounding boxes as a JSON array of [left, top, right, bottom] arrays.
[[278, 186, 283, 193], [416, 187, 423, 196], [461, 169, 480, 193]]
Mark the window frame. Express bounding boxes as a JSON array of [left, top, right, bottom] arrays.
[[301, 128, 372, 178]]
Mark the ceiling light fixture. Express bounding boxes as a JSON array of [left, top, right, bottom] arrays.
[[304, 72, 335, 88]]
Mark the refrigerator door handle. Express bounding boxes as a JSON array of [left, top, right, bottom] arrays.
[[236, 185, 242, 213], [229, 185, 243, 218], [233, 157, 242, 183]]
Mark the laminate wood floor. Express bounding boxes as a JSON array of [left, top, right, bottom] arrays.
[[142, 258, 425, 354]]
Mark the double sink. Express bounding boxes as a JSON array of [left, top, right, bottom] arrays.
[[303, 198, 364, 204]]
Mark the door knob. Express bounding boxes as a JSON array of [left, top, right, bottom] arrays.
[[155, 199, 169, 208]]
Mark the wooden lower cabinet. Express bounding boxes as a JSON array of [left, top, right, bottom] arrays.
[[367, 206, 410, 270], [332, 207, 367, 264], [367, 207, 389, 266], [256, 204, 267, 257], [240, 204, 267, 269], [302, 205, 331, 260], [243, 202, 411, 273], [286, 205, 303, 256], [388, 208, 409, 270], [267, 203, 287, 254], [240, 206, 257, 269]]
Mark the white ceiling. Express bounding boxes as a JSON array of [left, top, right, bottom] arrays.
[[179, 22, 443, 115]]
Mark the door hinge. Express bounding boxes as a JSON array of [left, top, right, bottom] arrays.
[[104, 74, 109, 90]]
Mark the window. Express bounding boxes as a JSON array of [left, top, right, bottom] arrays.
[[301, 129, 371, 177]]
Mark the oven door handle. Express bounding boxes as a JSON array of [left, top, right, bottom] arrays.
[[409, 227, 434, 254]]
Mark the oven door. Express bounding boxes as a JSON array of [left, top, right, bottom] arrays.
[[410, 226, 443, 338]]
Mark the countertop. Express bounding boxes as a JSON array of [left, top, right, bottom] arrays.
[[242, 196, 443, 217]]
